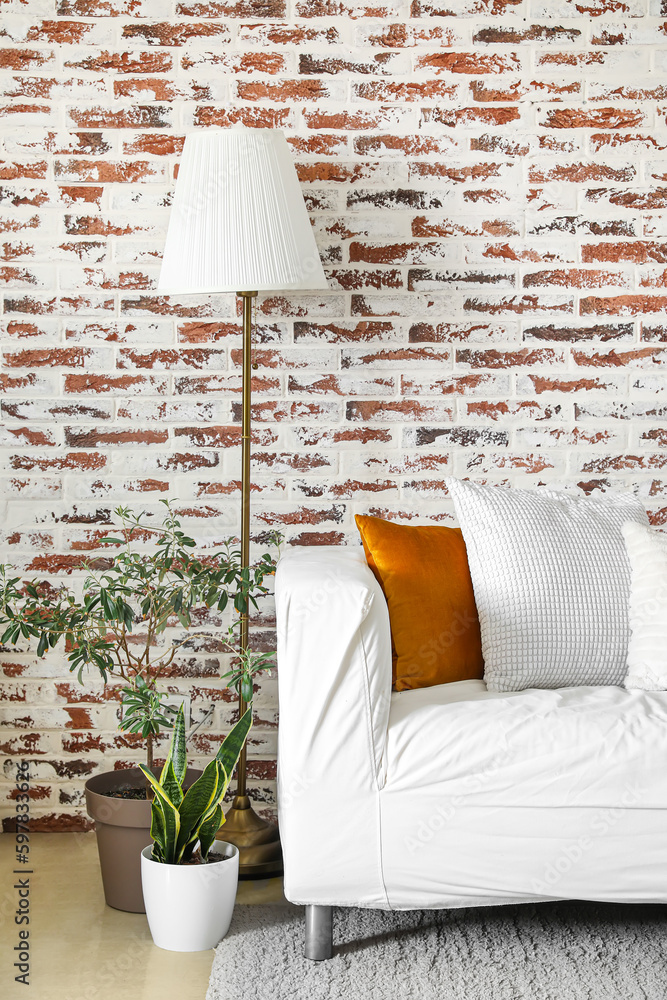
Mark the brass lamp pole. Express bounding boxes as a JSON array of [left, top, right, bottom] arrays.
[[219, 290, 283, 878]]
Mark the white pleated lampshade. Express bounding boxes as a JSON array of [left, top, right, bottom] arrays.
[[158, 129, 328, 295]]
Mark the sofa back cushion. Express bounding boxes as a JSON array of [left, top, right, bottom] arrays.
[[355, 515, 484, 692], [447, 478, 649, 692]]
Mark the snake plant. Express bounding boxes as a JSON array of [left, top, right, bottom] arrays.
[[139, 704, 252, 865]]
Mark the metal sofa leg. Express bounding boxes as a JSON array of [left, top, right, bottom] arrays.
[[305, 905, 333, 961]]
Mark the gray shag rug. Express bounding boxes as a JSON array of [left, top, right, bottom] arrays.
[[207, 901, 667, 1000]]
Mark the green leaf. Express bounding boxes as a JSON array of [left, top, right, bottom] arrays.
[[160, 704, 187, 787], [215, 707, 252, 789], [197, 803, 223, 863], [149, 794, 167, 860], [241, 674, 253, 704], [139, 765, 181, 864], [174, 759, 225, 863], [1, 624, 16, 644], [161, 758, 184, 810]]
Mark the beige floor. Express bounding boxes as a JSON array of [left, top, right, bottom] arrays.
[[1, 833, 286, 1000]]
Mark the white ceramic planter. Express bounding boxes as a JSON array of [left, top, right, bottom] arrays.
[[141, 842, 239, 952]]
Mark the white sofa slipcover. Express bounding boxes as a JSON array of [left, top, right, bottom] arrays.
[[275, 547, 667, 955]]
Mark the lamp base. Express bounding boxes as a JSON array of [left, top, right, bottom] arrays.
[[218, 795, 283, 879]]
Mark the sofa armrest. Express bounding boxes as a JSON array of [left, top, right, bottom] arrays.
[[276, 545, 392, 788], [275, 545, 392, 906]]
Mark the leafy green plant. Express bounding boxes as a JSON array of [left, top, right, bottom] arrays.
[[0, 501, 280, 769], [118, 675, 179, 751], [140, 704, 252, 864]]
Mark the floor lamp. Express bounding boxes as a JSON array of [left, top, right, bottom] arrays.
[[158, 129, 328, 877]]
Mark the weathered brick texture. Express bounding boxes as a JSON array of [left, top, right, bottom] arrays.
[[1, 0, 667, 830]]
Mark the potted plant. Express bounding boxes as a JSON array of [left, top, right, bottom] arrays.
[[0, 501, 278, 912], [140, 703, 251, 951]]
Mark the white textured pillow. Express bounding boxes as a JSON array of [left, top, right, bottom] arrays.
[[622, 521, 667, 690], [447, 479, 649, 692]]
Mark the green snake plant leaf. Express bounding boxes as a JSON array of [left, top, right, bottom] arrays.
[[197, 802, 223, 863], [161, 758, 184, 811], [174, 758, 224, 863], [215, 707, 252, 794], [139, 765, 181, 864], [149, 794, 167, 861], [160, 702, 186, 787]]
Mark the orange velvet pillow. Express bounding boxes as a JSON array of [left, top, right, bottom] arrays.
[[355, 515, 484, 692]]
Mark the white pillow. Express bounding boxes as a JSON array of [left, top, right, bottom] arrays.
[[622, 521, 667, 690], [447, 479, 649, 692]]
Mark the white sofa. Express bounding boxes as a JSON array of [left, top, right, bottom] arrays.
[[275, 546, 667, 959]]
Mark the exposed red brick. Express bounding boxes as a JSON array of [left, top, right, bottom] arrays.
[[523, 375, 626, 394], [122, 22, 230, 45], [0, 48, 55, 70], [194, 106, 290, 130], [176, 0, 286, 13], [64, 374, 168, 394], [3, 814, 93, 833], [589, 188, 667, 210], [68, 105, 171, 129], [354, 135, 455, 157], [64, 428, 168, 447], [294, 321, 395, 342], [456, 348, 562, 369], [525, 323, 633, 342], [470, 81, 525, 103], [122, 134, 185, 156], [3, 348, 104, 368], [10, 452, 106, 473], [474, 25, 581, 43], [415, 52, 519, 74], [346, 400, 454, 422], [64, 49, 173, 73], [591, 133, 667, 152], [174, 426, 267, 448], [423, 107, 521, 127], [412, 217, 518, 238], [642, 325, 667, 342], [528, 163, 635, 183], [355, 81, 457, 102], [471, 135, 530, 156], [582, 242, 667, 263], [581, 295, 667, 315], [54, 159, 161, 183], [0, 161, 48, 181], [238, 80, 330, 102], [413, 0, 520, 11], [523, 269, 628, 289], [542, 108, 644, 129], [572, 347, 666, 367], [464, 296, 574, 315], [290, 531, 345, 546]]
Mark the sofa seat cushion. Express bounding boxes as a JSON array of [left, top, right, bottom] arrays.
[[385, 680, 667, 810], [381, 681, 667, 909]]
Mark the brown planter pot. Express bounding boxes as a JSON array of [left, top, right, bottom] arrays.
[[85, 767, 202, 913]]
